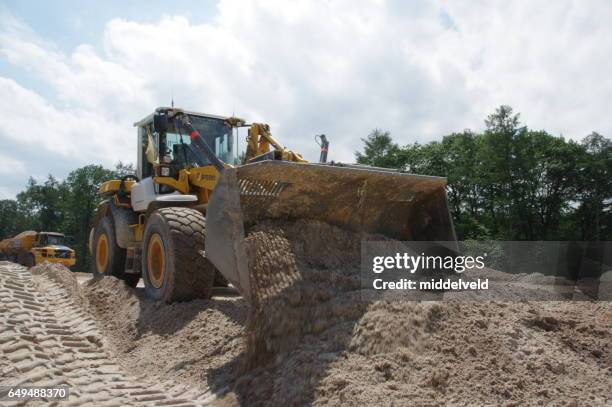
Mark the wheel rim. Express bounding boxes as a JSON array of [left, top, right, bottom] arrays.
[[147, 233, 165, 289], [96, 234, 109, 273]]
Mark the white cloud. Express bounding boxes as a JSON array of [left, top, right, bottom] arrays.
[[0, 77, 136, 198], [0, 151, 26, 175], [1, 0, 612, 199], [0, 76, 135, 163]]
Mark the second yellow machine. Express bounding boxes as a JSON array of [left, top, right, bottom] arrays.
[[90, 107, 456, 302], [0, 231, 76, 267]]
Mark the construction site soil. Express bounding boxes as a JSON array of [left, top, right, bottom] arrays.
[[1, 219, 610, 406]]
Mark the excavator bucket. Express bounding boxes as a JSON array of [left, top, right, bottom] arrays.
[[205, 161, 457, 300]]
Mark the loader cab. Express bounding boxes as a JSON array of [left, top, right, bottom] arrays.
[[134, 108, 234, 181], [36, 233, 65, 247]]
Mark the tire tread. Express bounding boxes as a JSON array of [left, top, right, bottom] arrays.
[[149, 207, 215, 301]]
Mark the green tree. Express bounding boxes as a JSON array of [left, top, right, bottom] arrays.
[[574, 132, 612, 240], [355, 129, 401, 168], [354, 106, 611, 241], [2, 163, 132, 271], [114, 161, 136, 177], [0, 200, 25, 238], [15, 178, 42, 231], [61, 165, 117, 271], [15, 176, 64, 232], [478, 106, 525, 238]]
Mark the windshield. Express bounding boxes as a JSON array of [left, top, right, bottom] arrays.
[[46, 235, 64, 246], [162, 115, 233, 168]]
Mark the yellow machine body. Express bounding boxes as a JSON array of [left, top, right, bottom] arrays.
[[0, 231, 76, 268], [92, 106, 456, 303]]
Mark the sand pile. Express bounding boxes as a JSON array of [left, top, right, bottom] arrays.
[[227, 219, 611, 406], [80, 275, 246, 393], [30, 262, 87, 307], [27, 262, 246, 395], [241, 219, 366, 368], [15, 219, 610, 406]]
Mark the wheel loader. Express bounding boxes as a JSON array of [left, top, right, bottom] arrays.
[[90, 107, 456, 302], [0, 231, 76, 268]]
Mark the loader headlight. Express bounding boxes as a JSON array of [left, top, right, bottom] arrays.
[[160, 166, 170, 177]]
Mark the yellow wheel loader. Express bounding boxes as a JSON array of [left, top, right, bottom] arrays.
[[90, 107, 456, 302], [0, 231, 76, 268]]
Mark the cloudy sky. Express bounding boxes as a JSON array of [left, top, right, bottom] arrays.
[[1, 0, 611, 199]]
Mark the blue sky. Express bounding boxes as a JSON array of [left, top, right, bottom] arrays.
[[2, 1, 218, 49], [0, 1, 217, 103], [1, 0, 611, 199]]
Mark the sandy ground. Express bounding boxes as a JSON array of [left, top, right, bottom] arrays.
[[227, 220, 612, 406], [0, 220, 610, 406], [0, 262, 215, 406]]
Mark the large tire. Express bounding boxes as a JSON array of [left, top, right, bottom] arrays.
[[17, 252, 35, 268], [142, 207, 215, 302], [25, 253, 35, 268], [92, 216, 139, 287]]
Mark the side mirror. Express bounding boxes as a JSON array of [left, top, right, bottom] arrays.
[[153, 113, 168, 133]]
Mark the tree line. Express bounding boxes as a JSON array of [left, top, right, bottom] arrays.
[[356, 106, 611, 241], [0, 105, 609, 272], [0, 163, 135, 272]]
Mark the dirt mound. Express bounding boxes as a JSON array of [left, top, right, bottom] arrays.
[[81, 274, 246, 394], [242, 220, 365, 369], [30, 262, 87, 307], [10, 219, 610, 406], [349, 301, 444, 356], [229, 219, 611, 406], [27, 262, 247, 399]]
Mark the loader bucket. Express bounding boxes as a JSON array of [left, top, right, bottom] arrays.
[[205, 161, 457, 300]]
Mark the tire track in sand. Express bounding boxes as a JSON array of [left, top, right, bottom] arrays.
[[0, 262, 215, 406]]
